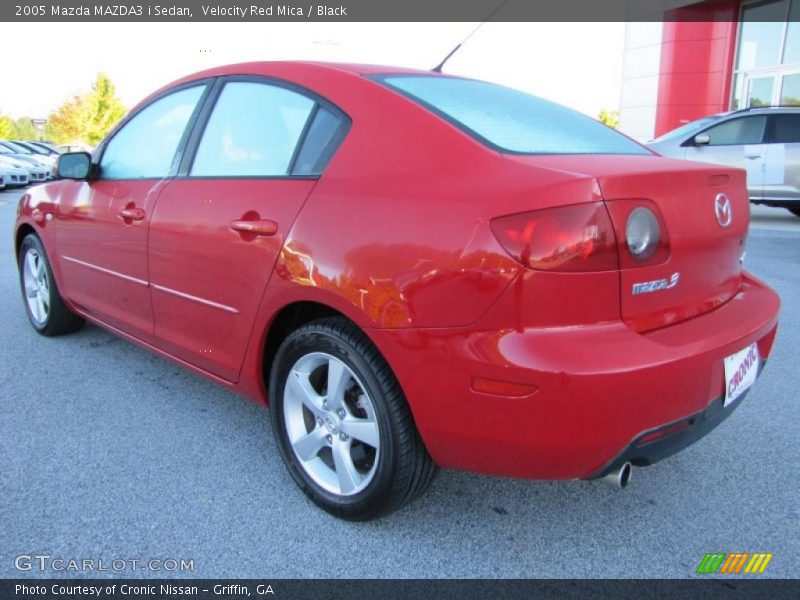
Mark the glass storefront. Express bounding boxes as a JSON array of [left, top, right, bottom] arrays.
[[732, 0, 800, 108]]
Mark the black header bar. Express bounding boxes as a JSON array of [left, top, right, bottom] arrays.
[[3, 0, 798, 23]]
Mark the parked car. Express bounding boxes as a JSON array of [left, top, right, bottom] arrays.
[[12, 140, 59, 160], [27, 141, 62, 156], [648, 106, 800, 217], [56, 142, 93, 154], [0, 142, 51, 181], [10, 140, 57, 179], [14, 63, 780, 520], [0, 157, 30, 186]]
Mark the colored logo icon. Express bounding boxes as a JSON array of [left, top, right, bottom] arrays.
[[697, 552, 773, 574]]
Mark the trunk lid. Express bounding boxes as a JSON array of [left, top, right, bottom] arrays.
[[508, 154, 749, 331]]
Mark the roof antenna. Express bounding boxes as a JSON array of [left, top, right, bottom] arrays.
[[431, 0, 509, 73]]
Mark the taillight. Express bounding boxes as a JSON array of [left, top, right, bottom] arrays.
[[490, 202, 618, 272]]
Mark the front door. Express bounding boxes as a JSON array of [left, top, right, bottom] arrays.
[[55, 84, 208, 340], [148, 79, 345, 382], [685, 114, 768, 201]]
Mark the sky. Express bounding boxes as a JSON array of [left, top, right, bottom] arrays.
[[0, 22, 626, 120]]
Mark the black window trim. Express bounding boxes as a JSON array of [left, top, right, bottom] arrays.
[[370, 73, 654, 157], [681, 113, 769, 147], [177, 74, 352, 181], [92, 78, 216, 181]]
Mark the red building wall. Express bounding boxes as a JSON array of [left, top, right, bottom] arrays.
[[654, 1, 740, 136]]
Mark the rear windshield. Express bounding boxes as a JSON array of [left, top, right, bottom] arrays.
[[378, 75, 650, 156]]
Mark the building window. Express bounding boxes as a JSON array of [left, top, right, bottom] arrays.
[[732, 0, 800, 108]]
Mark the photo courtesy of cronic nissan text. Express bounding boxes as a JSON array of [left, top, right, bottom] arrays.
[[0, 1, 798, 599]]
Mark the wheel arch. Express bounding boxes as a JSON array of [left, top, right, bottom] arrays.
[[14, 223, 37, 262], [261, 300, 350, 404]]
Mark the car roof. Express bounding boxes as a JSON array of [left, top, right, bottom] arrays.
[[200, 60, 430, 77], [149, 61, 435, 95], [162, 61, 432, 90], [724, 105, 800, 116], [131, 61, 447, 122]]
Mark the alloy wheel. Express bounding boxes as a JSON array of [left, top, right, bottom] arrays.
[[283, 352, 381, 496], [22, 248, 50, 325]]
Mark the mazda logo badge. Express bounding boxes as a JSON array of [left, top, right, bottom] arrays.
[[715, 193, 732, 227]]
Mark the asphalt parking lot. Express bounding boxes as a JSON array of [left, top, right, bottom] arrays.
[[0, 189, 798, 579]]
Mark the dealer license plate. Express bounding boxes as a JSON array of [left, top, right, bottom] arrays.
[[723, 343, 759, 407]]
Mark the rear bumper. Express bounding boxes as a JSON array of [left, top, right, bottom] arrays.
[[369, 272, 780, 480], [589, 364, 763, 479]]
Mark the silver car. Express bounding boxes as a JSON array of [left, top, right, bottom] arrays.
[[648, 107, 800, 217]]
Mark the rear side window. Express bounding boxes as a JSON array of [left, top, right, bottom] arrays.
[[702, 116, 767, 146], [768, 114, 800, 143], [378, 75, 650, 155], [292, 107, 349, 176], [191, 82, 315, 177]]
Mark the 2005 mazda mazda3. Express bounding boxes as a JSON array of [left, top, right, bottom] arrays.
[[14, 62, 780, 519]]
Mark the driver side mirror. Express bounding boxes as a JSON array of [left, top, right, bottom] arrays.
[[56, 152, 92, 180], [693, 133, 710, 146]]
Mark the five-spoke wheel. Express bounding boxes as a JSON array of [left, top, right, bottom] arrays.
[[18, 233, 84, 336], [270, 317, 436, 520], [284, 353, 380, 496], [22, 247, 50, 325]]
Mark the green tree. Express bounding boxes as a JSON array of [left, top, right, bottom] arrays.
[[44, 72, 126, 145], [598, 109, 620, 129], [44, 93, 94, 145], [0, 114, 14, 138], [12, 117, 39, 140], [86, 73, 126, 145]]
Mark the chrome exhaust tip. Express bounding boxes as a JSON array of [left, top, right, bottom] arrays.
[[600, 462, 632, 489]]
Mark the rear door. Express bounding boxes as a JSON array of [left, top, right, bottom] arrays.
[[763, 112, 800, 202], [148, 77, 349, 381], [685, 114, 768, 201], [55, 83, 208, 341]]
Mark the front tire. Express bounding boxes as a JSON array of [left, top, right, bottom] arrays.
[[18, 234, 84, 336], [269, 317, 436, 520]]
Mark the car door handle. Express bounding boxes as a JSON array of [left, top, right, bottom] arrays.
[[230, 219, 278, 236], [744, 154, 762, 160], [118, 207, 146, 221]]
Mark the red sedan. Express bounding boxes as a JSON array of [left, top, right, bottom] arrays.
[[14, 62, 780, 520]]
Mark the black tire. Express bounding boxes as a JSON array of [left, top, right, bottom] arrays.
[[18, 233, 85, 336], [788, 207, 800, 218], [269, 317, 436, 520]]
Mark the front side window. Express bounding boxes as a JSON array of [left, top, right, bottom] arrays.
[[702, 116, 767, 145], [379, 75, 650, 155], [191, 82, 315, 177], [100, 85, 205, 179]]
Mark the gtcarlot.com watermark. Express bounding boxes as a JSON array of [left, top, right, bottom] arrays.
[[14, 554, 194, 573]]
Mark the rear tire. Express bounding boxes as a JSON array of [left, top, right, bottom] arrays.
[[18, 234, 84, 336], [269, 317, 436, 520]]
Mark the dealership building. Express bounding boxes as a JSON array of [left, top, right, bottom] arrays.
[[619, 0, 799, 140]]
